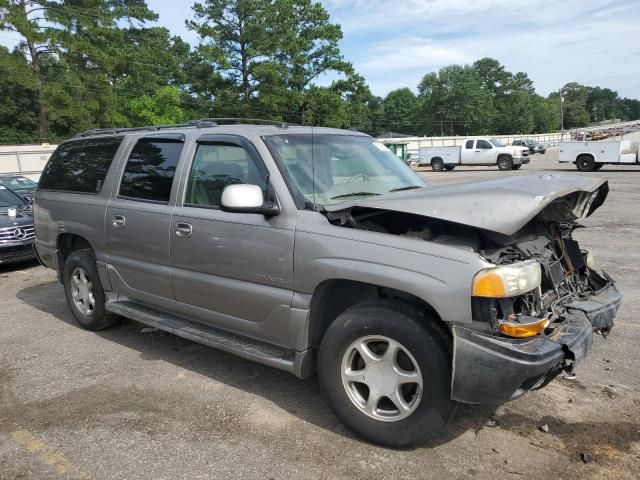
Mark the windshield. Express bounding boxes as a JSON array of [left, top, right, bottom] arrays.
[[263, 134, 426, 207], [0, 186, 26, 208], [489, 138, 506, 147], [0, 176, 37, 192]]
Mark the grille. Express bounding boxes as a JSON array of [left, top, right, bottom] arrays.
[[0, 224, 35, 243], [547, 260, 565, 287]]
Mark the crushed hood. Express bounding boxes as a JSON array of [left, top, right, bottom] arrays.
[[325, 174, 608, 236]]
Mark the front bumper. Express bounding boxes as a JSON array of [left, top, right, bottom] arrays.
[[0, 240, 36, 265], [513, 156, 530, 165], [451, 282, 621, 405]]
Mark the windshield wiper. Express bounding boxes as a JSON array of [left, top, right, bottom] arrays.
[[389, 185, 424, 192], [330, 192, 381, 200]]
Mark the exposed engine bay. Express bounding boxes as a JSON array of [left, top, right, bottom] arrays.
[[325, 189, 614, 337]]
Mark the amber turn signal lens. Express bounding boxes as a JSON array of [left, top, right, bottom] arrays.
[[498, 318, 549, 338], [472, 272, 506, 297]]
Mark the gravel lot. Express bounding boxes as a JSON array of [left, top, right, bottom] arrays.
[[1, 145, 639, 479]]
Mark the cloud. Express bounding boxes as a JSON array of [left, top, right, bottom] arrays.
[[322, 0, 640, 99]]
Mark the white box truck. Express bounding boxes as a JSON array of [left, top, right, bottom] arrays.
[[558, 140, 639, 171], [419, 138, 530, 172]]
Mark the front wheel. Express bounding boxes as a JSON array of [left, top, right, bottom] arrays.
[[444, 165, 455, 171], [318, 300, 454, 448], [497, 156, 513, 171]]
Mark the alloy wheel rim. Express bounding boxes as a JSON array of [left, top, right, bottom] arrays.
[[70, 267, 95, 316], [341, 335, 423, 422]]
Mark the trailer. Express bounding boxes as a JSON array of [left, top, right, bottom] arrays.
[[558, 140, 639, 171]]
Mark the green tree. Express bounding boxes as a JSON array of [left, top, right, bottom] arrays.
[[381, 88, 420, 135], [187, 0, 273, 103], [418, 65, 492, 136], [0, 46, 38, 142], [253, 0, 352, 124], [331, 73, 383, 134], [555, 82, 591, 128], [0, 0, 158, 141], [128, 85, 186, 125]]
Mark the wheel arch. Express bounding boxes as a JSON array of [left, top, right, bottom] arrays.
[[430, 156, 444, 164], [307, 279, 451, 353], [56, 233, 95, 279]]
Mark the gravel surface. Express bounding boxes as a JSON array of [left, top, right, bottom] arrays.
[[1, 144, 639, 479]]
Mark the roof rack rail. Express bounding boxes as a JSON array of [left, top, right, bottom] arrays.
[[73, 123, 196, 138], [187, 118, 298, 128], [73, 117, 299, 138]]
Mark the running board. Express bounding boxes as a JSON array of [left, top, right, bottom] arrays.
[[106, 300, 304, 375]]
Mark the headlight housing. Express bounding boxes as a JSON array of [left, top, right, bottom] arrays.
[[472, 260, 541, 298], [585, 251, 596, 271]]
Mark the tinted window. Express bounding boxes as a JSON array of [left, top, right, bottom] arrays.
[[119, 139, 184, 203], [39, 137, 123, 193], [185, 143, 267, 208], [477, 140, 492, 149], [465, 140, 474, 149]]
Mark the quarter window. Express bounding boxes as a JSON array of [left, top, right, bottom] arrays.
[[185, 143, 267, 208], [119, 138, 184, 203], [39, 136, 123, 193]]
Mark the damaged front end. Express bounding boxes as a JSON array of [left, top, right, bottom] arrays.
[[453, 218, 621, 404], [324, 175, 621, 405]]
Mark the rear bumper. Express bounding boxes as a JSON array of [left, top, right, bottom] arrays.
[[451, 283, 621, 405]]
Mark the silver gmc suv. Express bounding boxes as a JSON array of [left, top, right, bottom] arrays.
[[34, 119, 621, 447]]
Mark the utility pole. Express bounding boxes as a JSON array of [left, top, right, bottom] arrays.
[[560, 94, 565, 140]]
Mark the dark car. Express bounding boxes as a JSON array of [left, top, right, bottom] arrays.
[[512, 139, 547, 154], [0, 175, 38, 202], [0, 185, 36, 265]]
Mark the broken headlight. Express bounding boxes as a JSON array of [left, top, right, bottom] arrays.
[[472, 260, 542, 298]]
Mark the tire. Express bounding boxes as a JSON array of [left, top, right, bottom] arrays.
[[497, 156, 513, 171], [576, 155, 595, 172], [318, 299, 454, 448], [431, 158, 444, 172], [443, 165, 455, 171], [593, 163, 604, 171], [511, 164, 522, 170], [63, 248, 118, 331]]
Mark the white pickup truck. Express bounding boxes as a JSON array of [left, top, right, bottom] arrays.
[[559, 140, 639, 171], [419, 138, 530, 172]]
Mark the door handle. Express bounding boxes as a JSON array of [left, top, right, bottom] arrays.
[[112, 214, 126, 228], [174, 222, 193, 238], [475, 150, 480, 152]]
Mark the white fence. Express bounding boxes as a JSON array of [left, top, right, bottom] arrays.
[[0, 144, 57, 181], [378, 119, 640, 152]]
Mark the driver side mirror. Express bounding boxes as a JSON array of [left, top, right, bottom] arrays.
[[220, 184, 280, 216]]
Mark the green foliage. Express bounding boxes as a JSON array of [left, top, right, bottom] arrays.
[[0, 1, 638, 142], [128, 86, 187, 125]]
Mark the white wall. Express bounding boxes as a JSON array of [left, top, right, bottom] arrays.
[[0, 144, 57, 181]]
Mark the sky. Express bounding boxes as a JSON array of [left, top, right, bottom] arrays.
[[2, 0, 639, 99]]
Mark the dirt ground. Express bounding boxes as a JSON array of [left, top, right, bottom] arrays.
[[1, 145, 639, 479]]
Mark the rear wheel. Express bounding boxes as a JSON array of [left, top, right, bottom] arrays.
[[593, 163, 604, 171], [497, 156, 513, 171], [443, 165, 455, 171], [318, 300, 454, 448], [63, 249, 118, 331], [431, 158, 444, 172], [576, 155, 595, 172], [511, 164, 522, 170]]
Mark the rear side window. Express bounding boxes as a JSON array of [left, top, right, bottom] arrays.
[[119, 137, 184, 203], [465, 140, 474, 149], [39, 136, 123, 193]]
